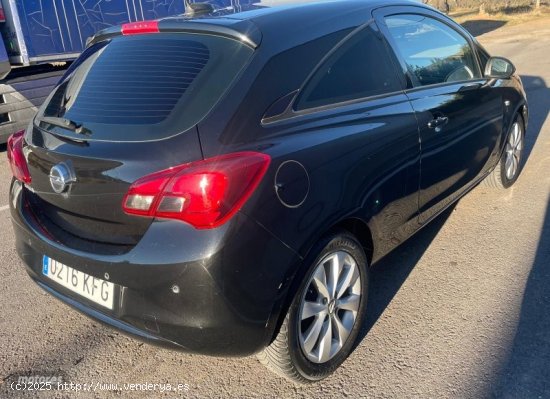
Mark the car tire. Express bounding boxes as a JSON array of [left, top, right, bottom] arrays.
[[258, 230, 368, 383], [483, 114, 525, 189]]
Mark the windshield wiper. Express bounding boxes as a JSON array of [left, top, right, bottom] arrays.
[[39, 116, 92, 136]]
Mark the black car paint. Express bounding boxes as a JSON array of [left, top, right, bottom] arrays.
[[12, 191, 300, 354], [23, 127, 204, 246], [372, 6, 523, 224], [10, 0, 528, 356]]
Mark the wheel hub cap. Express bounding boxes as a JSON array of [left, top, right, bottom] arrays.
[[298, 251, 362, 364], [328, 299, 336, 315]]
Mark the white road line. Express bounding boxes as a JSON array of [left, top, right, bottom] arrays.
[[0, 205, 9, 212]]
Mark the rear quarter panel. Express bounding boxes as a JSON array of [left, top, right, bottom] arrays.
[[243, 94, 421, 264]]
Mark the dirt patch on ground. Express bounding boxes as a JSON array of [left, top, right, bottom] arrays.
[[452, 7, 550, 37], [456, 13, 550, 42]]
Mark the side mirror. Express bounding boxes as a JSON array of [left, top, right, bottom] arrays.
[[485, 57, 516, 79]]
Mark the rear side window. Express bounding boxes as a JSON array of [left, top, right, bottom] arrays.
[[385, 14, 481, 87], [37, 34, 253, 142], [295, 24, 402, 110]]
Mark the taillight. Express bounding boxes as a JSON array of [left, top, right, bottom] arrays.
[[121, 21, 159, 35], [7, 130, 31, 184], [123, 152, 270, 229]]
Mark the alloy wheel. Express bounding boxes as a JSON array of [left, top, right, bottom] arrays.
[[298, 251, 361, 363], [504, 122, 523, 181]]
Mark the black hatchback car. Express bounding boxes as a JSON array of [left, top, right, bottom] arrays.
[[9, 0, 527, 383]]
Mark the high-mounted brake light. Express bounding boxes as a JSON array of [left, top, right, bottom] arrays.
[[123, 152, 271, 229], [121, 21, 159, 36], [7, 130, 31, 184]]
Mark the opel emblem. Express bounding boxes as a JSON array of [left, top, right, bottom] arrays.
[[49, 162, 76, 193]]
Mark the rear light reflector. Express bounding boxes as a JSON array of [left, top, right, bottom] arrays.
[[121, 21, 159, 35], [123, 152, 270, 229], [7, 130, 31, 184], [125, 194, 155, 211]]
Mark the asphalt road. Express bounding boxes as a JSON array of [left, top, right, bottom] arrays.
[[1, 21, 550, 399]]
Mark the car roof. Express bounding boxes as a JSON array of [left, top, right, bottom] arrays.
[[227, 0, 423, 22], [160, 0, 433, 53]]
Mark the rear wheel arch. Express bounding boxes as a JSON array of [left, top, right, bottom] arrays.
[[267, 217, 374, 345], [330, 218, 374, 266], [259, 228, 369, 382]]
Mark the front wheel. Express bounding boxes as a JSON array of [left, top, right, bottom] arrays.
[[483, 114, 525, 189], [258, 231, 368, 383]]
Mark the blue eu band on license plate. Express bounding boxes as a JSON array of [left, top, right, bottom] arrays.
[[42, 256, 48, 275], [42, 255, 115, 310]]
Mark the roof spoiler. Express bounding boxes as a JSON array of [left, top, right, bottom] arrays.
[[86, 18, 262, 49]]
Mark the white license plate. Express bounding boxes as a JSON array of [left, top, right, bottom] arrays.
[[42, 256, 114, 310]]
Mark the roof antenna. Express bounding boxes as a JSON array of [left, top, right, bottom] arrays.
[[185, 0, 215, 16]]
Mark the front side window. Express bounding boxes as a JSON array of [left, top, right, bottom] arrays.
[[385, 14, 481, 87], [295, 24, 402, 110]]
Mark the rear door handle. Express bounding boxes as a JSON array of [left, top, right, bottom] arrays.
[[428, 116, 449, 129]]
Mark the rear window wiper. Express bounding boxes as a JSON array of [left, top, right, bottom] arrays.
[[38, 116, 92, 136]]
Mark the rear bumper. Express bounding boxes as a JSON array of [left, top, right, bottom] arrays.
[[35, 280, 181, 348], [10, 180, 300, 356]]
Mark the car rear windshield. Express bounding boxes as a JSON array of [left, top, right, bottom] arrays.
[[36, 33, 254, 142]]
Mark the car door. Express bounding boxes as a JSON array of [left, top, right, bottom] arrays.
[[374, 7, 504, 224]]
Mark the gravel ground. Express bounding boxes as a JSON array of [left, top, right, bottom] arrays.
[[1, 20, 549, 399]]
